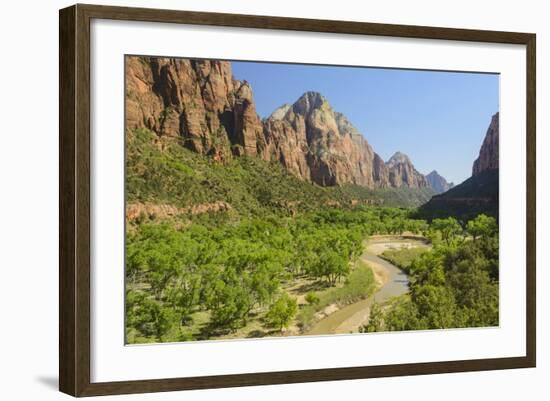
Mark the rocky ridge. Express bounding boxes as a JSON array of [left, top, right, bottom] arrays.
[[472, 112, 499, 175], [385, 152, 429, 188], [426, 170, 454, 194], [126, 56, 444, 190], [420, 113, 499, 220]]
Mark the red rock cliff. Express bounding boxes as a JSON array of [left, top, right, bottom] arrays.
[[472, 113, 499, 176], [126, 56, 431, 189], [126, 56, 264, 161]]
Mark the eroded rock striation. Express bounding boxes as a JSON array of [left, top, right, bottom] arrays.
[[472, 112, 499, 176], [385, 152, 429, 188], [263, 92, 393, 187], [126, 56, 264, 161], [126, 56, 430, 189]]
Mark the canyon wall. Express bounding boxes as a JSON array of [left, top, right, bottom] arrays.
[[126, 56, 441, 190]]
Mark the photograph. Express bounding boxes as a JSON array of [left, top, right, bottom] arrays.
[[124, 55, 499, 344]]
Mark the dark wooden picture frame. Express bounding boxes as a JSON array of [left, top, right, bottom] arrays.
[[59, 3, 536, 397]]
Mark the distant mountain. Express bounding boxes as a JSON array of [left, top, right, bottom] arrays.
[[385, 151, 429, 189], [420, 113, 499, 220], [426, 170, 454, 194], [419, 169, 498, 221], [126, 56, 430, 191]]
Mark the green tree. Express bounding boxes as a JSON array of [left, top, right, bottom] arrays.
[[207, 267, 253, 331], [466, 214, 497, 241], [446, 253, 499, 326], [384, 297, 424, 331], [316, 250, 350, 285], [126, 290, 177, 341], [164, 270, 201, 324], [430, 217, 463, 247], [362, 302, 384, 332], [408, 251, 446, 287], [266, 293, 298, 331], [412, 285, 457, 329]]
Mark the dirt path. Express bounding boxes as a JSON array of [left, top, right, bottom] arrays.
[[306, 235, 428, 335]]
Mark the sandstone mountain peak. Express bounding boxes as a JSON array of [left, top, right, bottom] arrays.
[[292, 91, 331, 116], [386, 151, 411, 166], [268, 104, 291, 120], [235, 80, 254, 98], [426, 170, 454, 194], [263, 89, 383, 187], [299, 90, 328, 104], [384, 151, 428, 188], [125, 56, 431, 191], [334, 112, 361, 137], [473, 112, 499, 176]]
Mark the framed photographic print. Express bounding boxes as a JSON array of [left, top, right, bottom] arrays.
[[59, 4, 536, 397]]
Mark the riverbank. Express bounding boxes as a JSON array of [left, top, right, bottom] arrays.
[[305, 235, 429, 335], [195, 235, 428, 341]]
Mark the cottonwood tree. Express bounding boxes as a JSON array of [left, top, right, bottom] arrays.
[[430, 217, 463, 246], [266, 293, 297, 332], [466, 214, 497, 241]]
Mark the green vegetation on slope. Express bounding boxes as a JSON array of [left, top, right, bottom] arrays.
[[127, 128, 434, 217], [418, 169, 498, 221]]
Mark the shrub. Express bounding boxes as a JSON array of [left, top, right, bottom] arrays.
[[305, 292, 320, 305]]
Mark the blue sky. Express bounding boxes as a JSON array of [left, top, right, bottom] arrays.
[[232, 61, 499, 185]]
